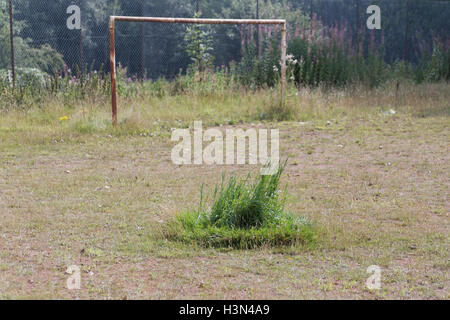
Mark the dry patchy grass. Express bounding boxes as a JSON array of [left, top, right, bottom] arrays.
[[0, 82, 448, 299]]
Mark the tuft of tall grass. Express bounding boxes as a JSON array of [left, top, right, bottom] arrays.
[[163, 162, 317, 249]]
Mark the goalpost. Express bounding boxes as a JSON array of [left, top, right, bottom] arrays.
[[109, 16, 287, 126]]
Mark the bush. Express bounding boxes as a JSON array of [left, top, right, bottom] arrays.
[[163, 163, 317, 249], [0, 67, 49, 88], [236, 42, 281, 89], [415, 38, 450, 83], [238, 35, 390, 89], [15, 43, 65, 75], [0, 5, 63, 75]]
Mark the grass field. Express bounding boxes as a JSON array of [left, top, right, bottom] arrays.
[[0, 82, 448, 299]]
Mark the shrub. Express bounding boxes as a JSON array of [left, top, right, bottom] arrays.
[[15, 44, 65, 75], [0, 67, 49, 88], [415, 38, 450, 83], [236, 42, 281, 89]]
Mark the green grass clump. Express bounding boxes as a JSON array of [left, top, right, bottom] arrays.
[[163, 163, 317, 249]]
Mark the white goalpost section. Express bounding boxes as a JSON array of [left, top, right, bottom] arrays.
[[109, 16, 287, 126]]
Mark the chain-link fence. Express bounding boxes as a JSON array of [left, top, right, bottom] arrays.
[[1, 0, 449, 80]]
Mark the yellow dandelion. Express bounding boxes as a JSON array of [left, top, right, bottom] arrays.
[[59, 116, 69, 122]]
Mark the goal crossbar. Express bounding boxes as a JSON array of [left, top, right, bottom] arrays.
[[109, 16, 287, 125]]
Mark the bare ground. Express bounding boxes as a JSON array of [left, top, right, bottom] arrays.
[[0, 88, 449, 299]]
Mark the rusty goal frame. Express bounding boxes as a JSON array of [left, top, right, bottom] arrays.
[[109, 16, 287, 126]]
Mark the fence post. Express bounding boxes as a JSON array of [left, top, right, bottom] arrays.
[[404, 0, 409, 61], [257, 0, 262, 57], [110, 17, 117, 126], [79, 0, 84, 70], [355, 0, 361, 55], [8, 0, 15, 88], [280, 22, 287, 106], [140, 0, 145, 80]]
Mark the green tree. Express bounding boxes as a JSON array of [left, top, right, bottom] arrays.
[[184, 12, 214, 72], [0, 1, 11, 69]]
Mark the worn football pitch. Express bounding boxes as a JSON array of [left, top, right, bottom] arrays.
[[0, 83, 448, 299]]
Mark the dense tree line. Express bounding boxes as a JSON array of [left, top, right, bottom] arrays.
[[0, 0, 449, 79]]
